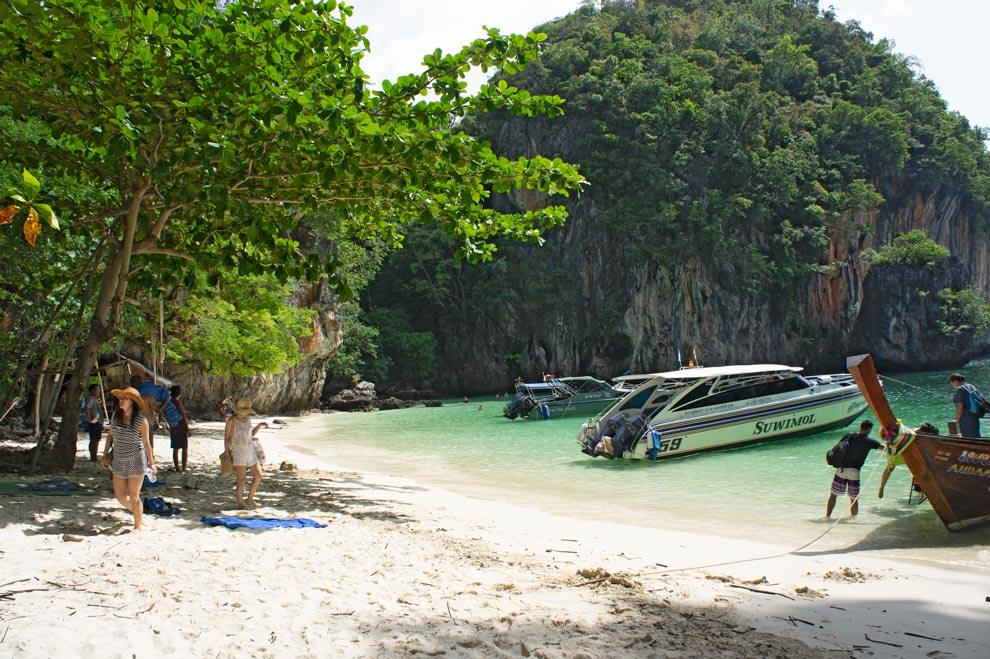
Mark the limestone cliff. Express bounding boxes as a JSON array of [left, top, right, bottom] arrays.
[[127, 279, 342, 417], [420, 123, 990, 394]]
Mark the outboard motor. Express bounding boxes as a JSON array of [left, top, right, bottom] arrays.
[[503, 393, 537, 419], [610, 414, 648, 457], [580, 412, 630, 457]]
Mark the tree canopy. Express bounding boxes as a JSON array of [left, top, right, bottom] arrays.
[[0, 0, 585, 467]]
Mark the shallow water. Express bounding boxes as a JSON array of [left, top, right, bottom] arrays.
[[286, 360, 990, 570]]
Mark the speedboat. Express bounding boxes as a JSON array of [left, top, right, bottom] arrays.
[[576, 364, 868, 460], [503, 376, 646, 420]]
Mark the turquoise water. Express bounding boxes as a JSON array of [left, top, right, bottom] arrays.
[[287, 360, 990, 568]]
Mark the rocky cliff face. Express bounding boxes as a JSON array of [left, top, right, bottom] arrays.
[[129, 279, 342, 417], [424, 121, 990, 394], [849, 259, 988, 371]]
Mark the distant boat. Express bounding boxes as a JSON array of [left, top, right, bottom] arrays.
[[846, 353, 990, 531], [577, 364, 868, 460], [503, 376, 646, 420]]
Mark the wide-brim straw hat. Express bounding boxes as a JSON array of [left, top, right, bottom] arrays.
[[233, 398, 256, 414], [110, 386, 145, 412]]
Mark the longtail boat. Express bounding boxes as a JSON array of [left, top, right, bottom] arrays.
[[846, 353, 990, 531]]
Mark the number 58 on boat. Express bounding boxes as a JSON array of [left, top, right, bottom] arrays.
[[577, 364, 869, 461]]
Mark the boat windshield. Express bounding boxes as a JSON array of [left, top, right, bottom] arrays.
[[560, 378, 610, 394], [672, 372, 809, 411]]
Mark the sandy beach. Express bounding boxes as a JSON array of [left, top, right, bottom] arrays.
[[1, 414, 987, 659]]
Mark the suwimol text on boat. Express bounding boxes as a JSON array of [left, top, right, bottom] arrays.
[[576, 364, 869, 461]]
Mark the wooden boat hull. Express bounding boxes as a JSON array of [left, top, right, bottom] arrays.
[[847, 353, 990, 531], [902, 433, 990, 530]]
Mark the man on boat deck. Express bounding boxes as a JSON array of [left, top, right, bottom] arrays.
[[826, 419, 883, 518], [948, 373, 982, 438]]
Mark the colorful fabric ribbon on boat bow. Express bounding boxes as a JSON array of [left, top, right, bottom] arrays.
[[879, 419, 915, 457]]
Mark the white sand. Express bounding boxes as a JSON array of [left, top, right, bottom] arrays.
[[0, 414, 987, 659]]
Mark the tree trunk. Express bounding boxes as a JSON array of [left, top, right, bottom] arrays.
[[47, 190, 146, 469]]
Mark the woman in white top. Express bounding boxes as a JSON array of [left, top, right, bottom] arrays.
[[223, 398, 269, 509]]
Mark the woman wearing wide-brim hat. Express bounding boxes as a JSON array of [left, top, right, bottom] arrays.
[[100, 386, 154, 531], [223, 398, 269, 509]]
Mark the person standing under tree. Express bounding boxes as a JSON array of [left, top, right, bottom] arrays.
[[223, 398, 269, 509], [826, 419, 883, 518], [84, 384, 104, 462], [131, 373, 171, 450], [168, 385, 191, 473], [100, 387, 154, 532]]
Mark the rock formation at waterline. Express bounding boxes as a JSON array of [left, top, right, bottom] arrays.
[[125, 279, 343, 417]]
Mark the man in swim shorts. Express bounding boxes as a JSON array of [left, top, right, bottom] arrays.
[[826, 419, 883, 518]]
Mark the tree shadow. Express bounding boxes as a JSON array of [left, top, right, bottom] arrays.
[[0, 447, 433, 534]]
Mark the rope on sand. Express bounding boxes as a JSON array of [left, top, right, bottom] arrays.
[[635, 456, 888, 577]]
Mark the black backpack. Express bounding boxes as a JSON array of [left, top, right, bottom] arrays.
[[826, 435, 850, 467]]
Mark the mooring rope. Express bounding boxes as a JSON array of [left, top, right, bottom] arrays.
[[877, 372, 927, 391], [632, 455, 889, 577]]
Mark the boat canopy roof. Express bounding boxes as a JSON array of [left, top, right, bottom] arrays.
[[614, 364, 802, 382], [520, 381, 568, 391], [520, 376, 608, 391]]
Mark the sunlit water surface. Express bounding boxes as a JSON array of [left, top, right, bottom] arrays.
[[284, 360, 990, 570]]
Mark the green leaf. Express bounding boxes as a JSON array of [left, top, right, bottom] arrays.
[[21, 170, 40, 201], [33, 203, 60, 230]]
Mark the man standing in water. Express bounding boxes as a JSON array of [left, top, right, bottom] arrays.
[[826, 419, 883, 518]]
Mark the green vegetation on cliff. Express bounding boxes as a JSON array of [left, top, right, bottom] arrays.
[[861, 230, 951, 268], [496, 0, 989, 280], [363, 0, 990, 388]]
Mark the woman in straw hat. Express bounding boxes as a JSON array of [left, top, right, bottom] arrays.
[[100, 386, 154, 531], [223, 398, 269, 509]]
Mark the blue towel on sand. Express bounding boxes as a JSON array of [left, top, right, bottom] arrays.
[[200, 516, 327, 530]]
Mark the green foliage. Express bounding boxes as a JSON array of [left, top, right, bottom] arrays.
[[936, 287, 990, 336], [871, 230, 951, 267], [363, 308, 437, 383], [324, 301, 387, 384], [165, 274, 314, 377], [474, 0, 989, 297], [0, 0, 585, 418], [0, 0, 584, 295], [322, 239, 389, 384]]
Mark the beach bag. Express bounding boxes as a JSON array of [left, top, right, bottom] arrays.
[[253, 438, 266, 465], [219, 451, 233, 476], [826, 435, 850, 467], [965, 385, 989, 417], [162, 400, 182, 427]]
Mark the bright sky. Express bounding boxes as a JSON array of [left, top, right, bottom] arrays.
[[349, 0, 990, 131]]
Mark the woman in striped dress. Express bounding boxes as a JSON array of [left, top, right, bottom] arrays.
[[100, 386, 154, 531]]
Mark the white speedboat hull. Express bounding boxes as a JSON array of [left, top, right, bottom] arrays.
[[625, 389, 866, 459], [577, 364, 869, 461]]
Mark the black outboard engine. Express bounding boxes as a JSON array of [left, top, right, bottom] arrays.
[[610, 414, 648, 457], [503, 393, 537, 419], [580, 412, 630, 457]]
